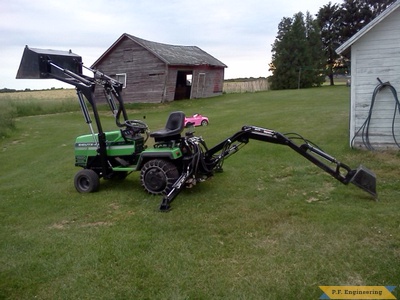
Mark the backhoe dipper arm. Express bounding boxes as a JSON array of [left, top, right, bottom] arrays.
[[205, 125, 377, 196], [246, 126, 354, 184]]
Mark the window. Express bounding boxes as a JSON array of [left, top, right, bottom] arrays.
[[115, 73, 126, 88], [186, 74, 192, 86]]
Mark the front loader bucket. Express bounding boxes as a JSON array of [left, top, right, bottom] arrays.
[[349, 165, 377, 198], [16, 45, 82, 79]]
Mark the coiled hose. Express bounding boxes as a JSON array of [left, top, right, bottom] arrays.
[[351, 78, 400, 150]]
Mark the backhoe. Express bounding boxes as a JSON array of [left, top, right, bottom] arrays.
[[17, 46, 377, 211]]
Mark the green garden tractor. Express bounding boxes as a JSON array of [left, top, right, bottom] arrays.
[[17, 46, 377, 211]]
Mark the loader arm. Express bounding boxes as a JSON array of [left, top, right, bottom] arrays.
[[159, 125, 377, 211], [16, 46, 146, 179]]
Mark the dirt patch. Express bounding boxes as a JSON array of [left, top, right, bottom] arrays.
[[49, 220, 72, 230], [49, 219, 113, 230], [80, 221, 113, 228], [109, 203, 120, 210], [305, 182, 334, 203]]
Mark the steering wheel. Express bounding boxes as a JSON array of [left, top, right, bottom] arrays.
[[124, 120, 148, 132]]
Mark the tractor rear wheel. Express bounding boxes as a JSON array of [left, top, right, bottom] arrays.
[[74, 169, 100, 193], [140, 159, 179, 195]]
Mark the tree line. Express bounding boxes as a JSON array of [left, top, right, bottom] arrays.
[[0, 87, 64, 93], [269, 0, 396, 90]]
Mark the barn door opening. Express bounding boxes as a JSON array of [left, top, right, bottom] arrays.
[[174, 71, 193, 100]]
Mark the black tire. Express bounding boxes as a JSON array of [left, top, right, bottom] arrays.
[[74, 169, 100, 193], [140, 159, 179, 195], [201, 120, 208, 126]]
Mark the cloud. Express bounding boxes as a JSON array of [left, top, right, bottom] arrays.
[[1, 0, 330, 90]]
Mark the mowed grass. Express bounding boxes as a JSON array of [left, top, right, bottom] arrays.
[[1, 86, 399, 299]]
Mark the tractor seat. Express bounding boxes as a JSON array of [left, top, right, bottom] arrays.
[[150, 111, 185, 142]]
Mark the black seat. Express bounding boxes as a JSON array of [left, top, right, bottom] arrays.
[[150, 111, 185, 142]]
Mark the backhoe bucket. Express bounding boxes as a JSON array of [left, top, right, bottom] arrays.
[[349, 165, 377, 198], [16, 46, 82, 79]]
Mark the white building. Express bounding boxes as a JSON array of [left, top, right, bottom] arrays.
[[336, 1, 400, 150]]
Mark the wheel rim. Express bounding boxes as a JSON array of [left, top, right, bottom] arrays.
[[141, 159, 179, 195], [78, 176, 91, 191], [144, 168, 167, 193]]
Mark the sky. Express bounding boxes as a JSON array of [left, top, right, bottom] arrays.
[[1, 0, 332, 90]]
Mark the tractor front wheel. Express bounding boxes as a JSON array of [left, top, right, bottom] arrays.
[[74, 169, 100, 193], [140, 159, 179, 195]]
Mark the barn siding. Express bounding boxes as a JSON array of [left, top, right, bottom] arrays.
[[164, 66, 225, 101], [191, 67, 224, 99], [350, 9, 400, 149], [165, 68, 178, 101], [92, 34, 226, 104], [94, 37, 167, 103]]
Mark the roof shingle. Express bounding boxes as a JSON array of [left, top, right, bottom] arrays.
[[93, 33, 227, 68]]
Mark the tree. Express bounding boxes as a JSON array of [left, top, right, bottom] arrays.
[[305, 11, 325, 87], [270, 12, 324, 90], [338, 0, 396, 42], [340, 0, 374, 40], [270, 1, 396, 90], [366, 0, 396, 14], [316, 0, 396, 85], [269, 17, 297, 90], [317, 2, 342, 86]]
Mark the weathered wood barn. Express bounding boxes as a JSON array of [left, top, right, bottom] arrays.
[[91, 33, 227, 103], [336, 1, 400, 150]]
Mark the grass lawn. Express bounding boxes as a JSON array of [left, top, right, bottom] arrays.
[[1, 86, 399, 299]]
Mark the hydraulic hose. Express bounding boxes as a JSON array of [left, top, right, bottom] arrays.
[[351, 78, 400, 150]]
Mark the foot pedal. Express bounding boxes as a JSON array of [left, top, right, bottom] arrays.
[[115, 157, 129, 167]]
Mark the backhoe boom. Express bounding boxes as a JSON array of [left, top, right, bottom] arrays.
[[159, 125, 377, 211]]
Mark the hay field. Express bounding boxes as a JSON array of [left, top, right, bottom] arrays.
[[0, 89, 76, 102]]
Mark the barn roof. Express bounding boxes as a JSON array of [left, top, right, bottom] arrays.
[[92, 33, 227, 68], [336, 0, 400, 55]]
